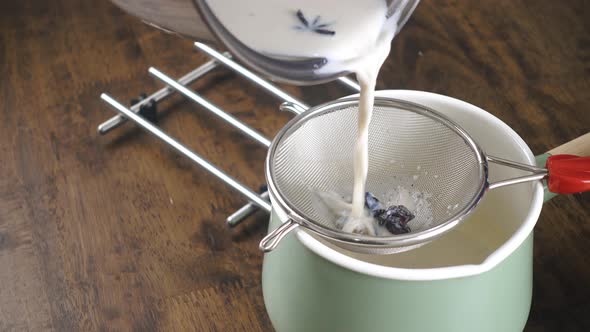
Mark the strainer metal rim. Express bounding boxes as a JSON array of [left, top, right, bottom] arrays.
[[265, 96, 490, 249]]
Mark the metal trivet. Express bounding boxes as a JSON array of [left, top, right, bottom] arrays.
[[99, 42, 360, 227]]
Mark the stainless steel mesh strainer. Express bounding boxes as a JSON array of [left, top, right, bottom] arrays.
[[259, 97, 587, 255]]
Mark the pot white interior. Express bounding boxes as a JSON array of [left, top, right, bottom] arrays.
[[291, 90, 544, 280]]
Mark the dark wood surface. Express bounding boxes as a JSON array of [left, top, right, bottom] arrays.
[[0, 0, 589, 331]]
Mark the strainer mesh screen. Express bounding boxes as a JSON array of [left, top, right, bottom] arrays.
[[272, 102, 482, 237]]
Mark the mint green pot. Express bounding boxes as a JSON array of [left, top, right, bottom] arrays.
[[263, 211, 534, 332], [261, 91, 550, 332]]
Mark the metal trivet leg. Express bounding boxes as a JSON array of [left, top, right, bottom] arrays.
[[98, 43, 360, 227]]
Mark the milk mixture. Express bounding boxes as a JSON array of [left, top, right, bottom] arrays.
[[207, 0, 425, 235]]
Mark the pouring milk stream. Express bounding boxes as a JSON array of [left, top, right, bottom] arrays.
[[206, 0, 410, 234]]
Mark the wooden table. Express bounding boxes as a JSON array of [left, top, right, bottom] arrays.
[[0, 0, 588, 331]]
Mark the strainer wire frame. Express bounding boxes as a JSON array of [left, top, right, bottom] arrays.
[[261, 96, 490, 252]]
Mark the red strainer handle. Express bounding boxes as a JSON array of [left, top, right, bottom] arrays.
[[546, 154, 590, 194]]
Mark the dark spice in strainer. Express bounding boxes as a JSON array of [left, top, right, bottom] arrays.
[[365, 192, 415, 235], [365, 192, 384, 215], [378, 205, 414, 234]]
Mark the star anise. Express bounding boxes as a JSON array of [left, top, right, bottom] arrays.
[[294, 10, 335, 36]]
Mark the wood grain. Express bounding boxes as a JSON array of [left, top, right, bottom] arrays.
[[0, 0, 588, 331]]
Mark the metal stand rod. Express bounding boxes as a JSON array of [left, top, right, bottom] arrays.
[[149, 67, 271, 147], [226, 191, 270, 226], [195, 42, 310, 109], [194, 42, 362, 105], [192, 44, 361, 224], [101, 93, 272, 212], [98, 44, 363, 226], [149, 62, 278, 224], [98, 54, 229, 135], [337, 76, 362, 92]]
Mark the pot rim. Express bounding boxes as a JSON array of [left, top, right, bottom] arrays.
[[293, 89, 544, 281]]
